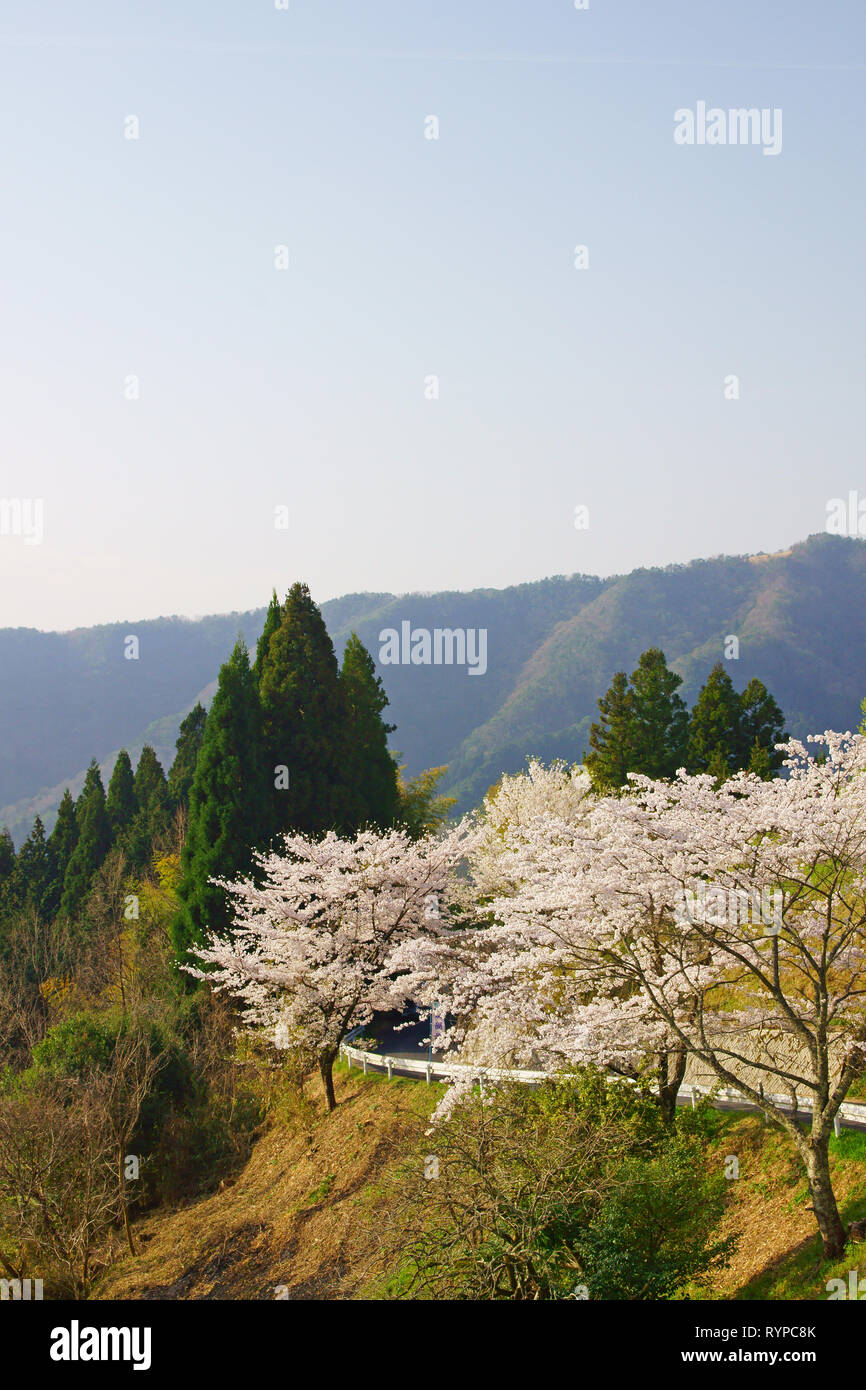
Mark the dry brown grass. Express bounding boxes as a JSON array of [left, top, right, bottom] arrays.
[[97, 1062, 435, 1301], [700, 1115, 866, 1298]]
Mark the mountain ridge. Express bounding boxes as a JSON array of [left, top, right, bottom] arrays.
[[2, 533, 864, 842]]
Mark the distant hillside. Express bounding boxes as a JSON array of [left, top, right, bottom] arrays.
[[2, 533, 865, 842]]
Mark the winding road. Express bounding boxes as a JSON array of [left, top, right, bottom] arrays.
[[342, 1011, 866, 1134]]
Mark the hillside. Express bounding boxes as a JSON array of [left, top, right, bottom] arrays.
[[96, 1062, 866, 1302], [3, 532, 866, 841]]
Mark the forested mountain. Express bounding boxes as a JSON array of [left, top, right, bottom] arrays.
[[2, 532, 865, 840]]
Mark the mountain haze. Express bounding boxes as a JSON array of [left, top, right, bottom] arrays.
[[1, 534, 864, 842]]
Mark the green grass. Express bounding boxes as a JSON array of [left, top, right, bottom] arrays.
[[830, 1127, 866, 1164], [300, 1173, 336, 1207]]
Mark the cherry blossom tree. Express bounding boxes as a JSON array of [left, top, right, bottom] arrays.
[[186, 823, 477, 1110], [388, 760, 596, 1070], [471, 759, 593, 898], [425, 805, 679, 1098], [478, 733, 866, 1257]]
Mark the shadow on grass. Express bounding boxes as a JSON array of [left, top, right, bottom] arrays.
[[736, 1186, 866, 1301]]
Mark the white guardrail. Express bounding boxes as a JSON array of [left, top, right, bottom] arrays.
[[338, 1033, 866, 1131]]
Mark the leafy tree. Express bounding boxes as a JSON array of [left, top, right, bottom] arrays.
[[167, 704, 207, 812], [61, 761, 112, 917], [173, 639, 270, 957], [187, 821, 476, 1110], [585, 671, 636, 790], [577, 1139, 734, 1299], [46, 789, 79, 918], [395, 765, 457, 838], [258, 582, 351, 840], [339, 632, 399, 829], [687, 662, 743, 777], [481, 731, 866, 1258], [738, 677, 786, 774], [378, 1076, 732, 1300], [106, 751, 136, 840]]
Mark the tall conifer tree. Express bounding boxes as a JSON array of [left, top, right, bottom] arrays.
[[106, 750, 136, 839], [339, 632, 399, 828], [173, 640, 269, 955], [629, 648, 689, 779], [46, 789, 78, 917], [585, 671, 636, 790], [687, 662, 744, 777], [252, 590, 283, 686], [738, 677, 786, 775], [167, 704, 208, 811], [125, 746, 171, 868], [14, 815, 54, 919], [61, 760, 111, 917], [0, 828, 16, 912], [259, 583, 351, 840]]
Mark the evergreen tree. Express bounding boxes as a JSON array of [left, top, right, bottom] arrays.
[[125, 745, 171, 868], [167, 704, 208, 811], [585, 672, 636, 790], [339, 632, 399, 828], [61, 760, 111, 917], [629, 649, 689, 779], [173, 639, 270, 956], [0, 828, 14, 881], [746, 740, 773, 780], [0, 828, 17, 912], [106, 750, 136, 839], [46, 788, 78, 917], [259, 582, 351, 840], [738, 677, 786, 775], [687, 663, 744, 777], [706, 745, 732, 787], [252, 589, 283, 686], [13, 815, 55, 919], [133, 745, 170, 823]]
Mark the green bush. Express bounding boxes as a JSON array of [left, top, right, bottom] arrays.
[[577, 1139, 736, 1299], [378, 1070, 736, 1300]]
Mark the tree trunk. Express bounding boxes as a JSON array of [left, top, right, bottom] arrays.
[[319, 1052, 337, 1112], [805, 1139, 846, 1259], [658, 1046, 687, 1126]]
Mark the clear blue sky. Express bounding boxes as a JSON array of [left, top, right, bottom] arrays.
[[1, 1, 864, 629]]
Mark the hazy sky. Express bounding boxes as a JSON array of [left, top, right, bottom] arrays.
[[1, 1, 864, 630]]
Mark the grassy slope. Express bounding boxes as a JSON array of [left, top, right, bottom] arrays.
[[700, 1116, 866, 1300], [98, 1061, 439, 1301], [98, 1067, 866, 1302]]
